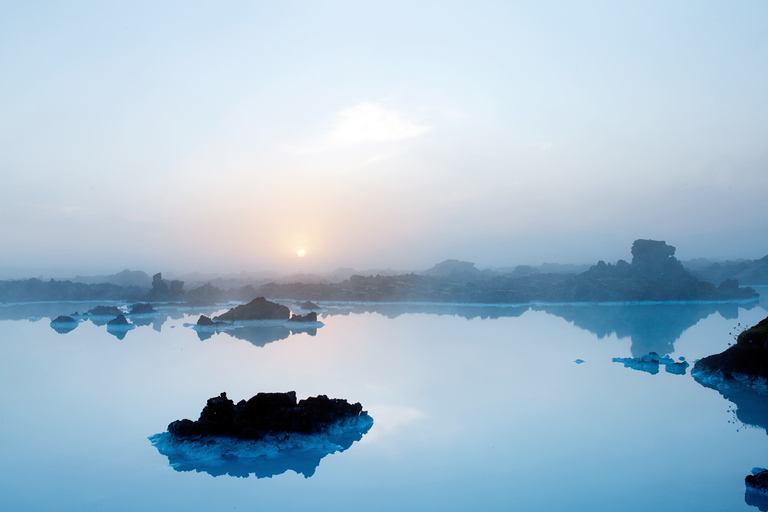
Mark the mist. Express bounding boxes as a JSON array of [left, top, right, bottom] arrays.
[[2, 1, 767, 278]]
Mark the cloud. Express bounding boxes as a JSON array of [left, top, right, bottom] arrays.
[[328, 102, 432, 145]]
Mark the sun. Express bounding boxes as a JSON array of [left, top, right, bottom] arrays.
[[297, 249, 306, 258]]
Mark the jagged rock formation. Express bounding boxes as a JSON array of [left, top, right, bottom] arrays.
[[564, 239, 758, 302], [214, 297, 290, 322], [147, 273, 185, 302], [166, 391, 370, 440], [196, 315, 217, 326], [692, 316, 768, 390], [149, 392, 373, 479]]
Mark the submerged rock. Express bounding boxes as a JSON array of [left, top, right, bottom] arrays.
[[692, 316, 768, 391], [612, 352, 689, 375], [213, 297, 291, 322]]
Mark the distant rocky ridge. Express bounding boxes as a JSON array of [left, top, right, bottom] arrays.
[[259, 240, 758, 303], [685, 254, 768, 286], [1, 240, 760, 304]]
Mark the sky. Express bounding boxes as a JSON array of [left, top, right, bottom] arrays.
[[1, 1, 767, 277]]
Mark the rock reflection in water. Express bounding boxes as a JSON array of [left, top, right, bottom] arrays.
[[150, 423, 371, 479], [196, 325, 317, 346], [539, 301, 757, 357]]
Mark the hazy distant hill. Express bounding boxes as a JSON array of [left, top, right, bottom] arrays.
[[684, 254, 768, 286], [71, 269, 152, 288]]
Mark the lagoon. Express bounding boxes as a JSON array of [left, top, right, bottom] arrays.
[[1, 291, 768, 511]]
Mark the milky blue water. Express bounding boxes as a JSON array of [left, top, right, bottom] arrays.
[[1, 291, 768, 511]]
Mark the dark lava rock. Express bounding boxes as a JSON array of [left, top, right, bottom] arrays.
[[288, 312, 318, 323], [86, 305, 122, 316], [747, 468, 768, 496], [213, 297, 290, 322], [107, 314, 130, 326], [196, 315, 216, 326], [129, 303, 156, 314], [50, 315, 78, 334], [167, 391, 368, 440], [693, 316, 768, 389]]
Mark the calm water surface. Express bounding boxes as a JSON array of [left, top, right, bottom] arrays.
[[1, 291, 768, 511]]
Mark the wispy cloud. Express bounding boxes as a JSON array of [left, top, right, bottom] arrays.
[[328, 102, 432, 145]]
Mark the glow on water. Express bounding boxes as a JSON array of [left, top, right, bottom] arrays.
[[1, 294, 767, 511]]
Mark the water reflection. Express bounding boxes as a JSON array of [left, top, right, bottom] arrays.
[[319, 302, 531, 320], [6, 298, 760, 357], [149, 423, 371, 478], [692, 379, 768, 511], [746, 490, 768, 512], [538, 302, 757, 357], [196, 325, 318, 346], [50, 316, 78, 334]]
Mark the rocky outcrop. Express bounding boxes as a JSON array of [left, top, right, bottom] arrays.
[[85, 305, 122, 317], [166, 391, 371, 440], [150, 391, 373, 479], [213, 297, 290, 322], [129, 303, 156, 315], [147, 272, 185, 302], [288, 312, 318, 323], [692, 316, 768, 390], [50, 315, 78, 334], [747, 468, 768, 497], [186, 283, 223, 306], [107, 314, 130, 326], [564, 240, 758, 302], [196, 315, 217, 326], [297, 301, 320, 310], [51, 315, 77, 324]]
